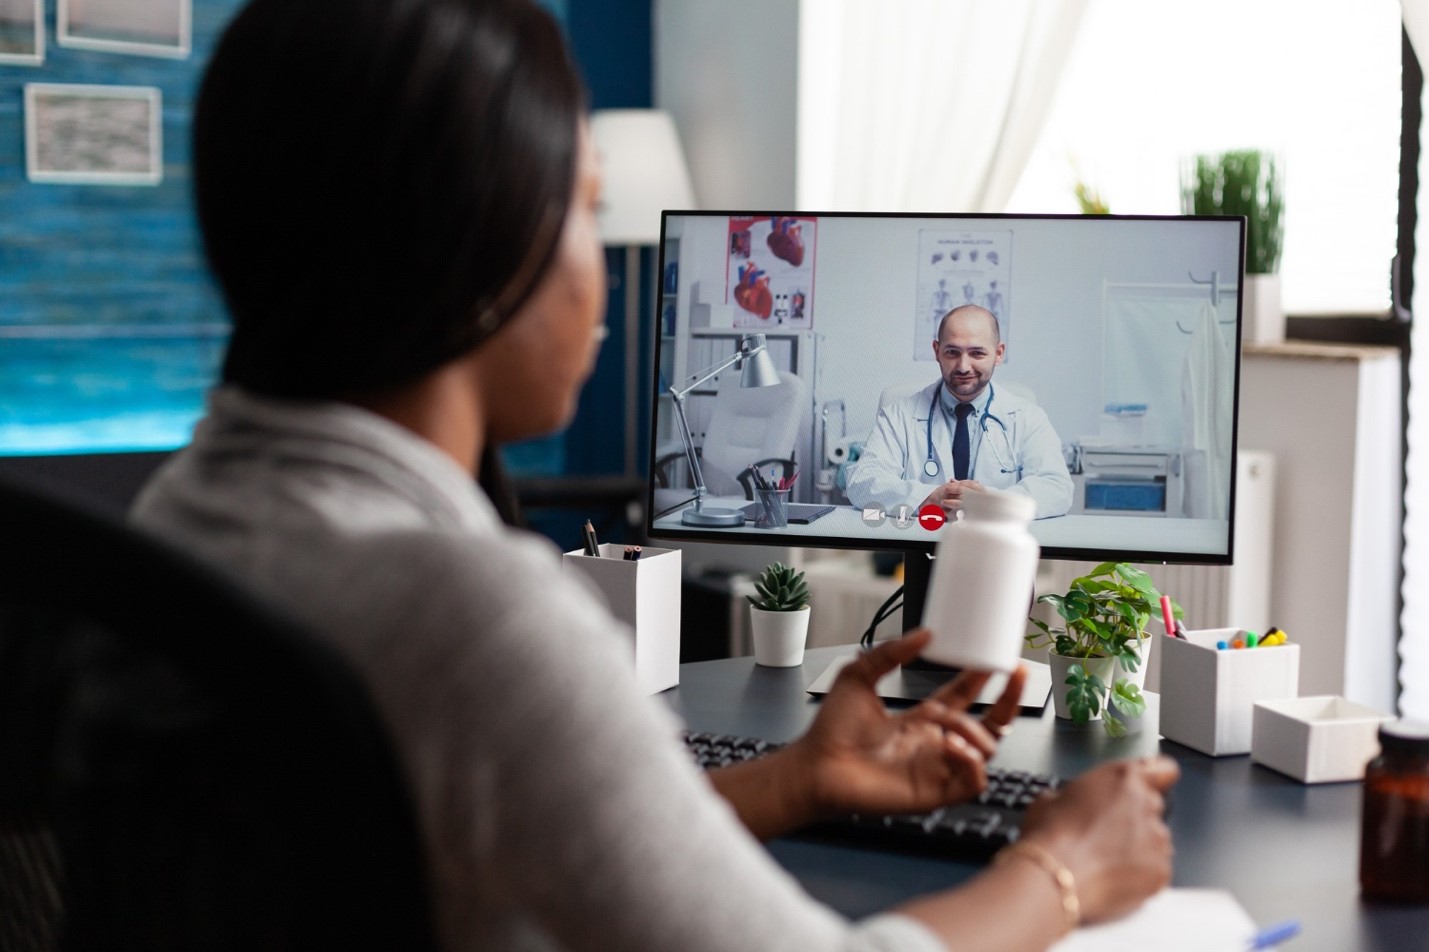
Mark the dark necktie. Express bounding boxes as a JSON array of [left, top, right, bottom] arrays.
[[952, 402, 975, 481]]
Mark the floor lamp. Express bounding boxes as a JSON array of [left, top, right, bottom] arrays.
[[590, 110, 697, 477]]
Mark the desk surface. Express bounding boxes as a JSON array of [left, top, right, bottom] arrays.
[[667, 645, 1427, 952], [652, 494, 1227, 556]]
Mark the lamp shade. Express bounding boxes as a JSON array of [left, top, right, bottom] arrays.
[[591, 109, 697, 245], [739, 335, 782, 389]]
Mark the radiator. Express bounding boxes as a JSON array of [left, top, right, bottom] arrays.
[[1035, 450, 1275, 693]]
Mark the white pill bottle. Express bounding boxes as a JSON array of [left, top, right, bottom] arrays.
[[920, 490, 1040, 672]]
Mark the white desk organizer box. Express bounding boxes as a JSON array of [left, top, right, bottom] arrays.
[[562, 544, 681, 695], [1251, 696, 1392, 783], [1158, 628, 1300, 756]]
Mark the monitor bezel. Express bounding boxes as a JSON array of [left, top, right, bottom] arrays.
[[645, 209, 1246, 567]]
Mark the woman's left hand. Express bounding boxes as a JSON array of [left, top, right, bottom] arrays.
[[789, 628, 1026, 819]]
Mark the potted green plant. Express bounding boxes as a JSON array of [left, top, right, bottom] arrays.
[[747, 561, 811, 667], [1181, 149, 1284, 343], [1025, 562, 1179, 737]]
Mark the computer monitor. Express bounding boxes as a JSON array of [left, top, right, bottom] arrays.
[[646, 211, 1244, 622]]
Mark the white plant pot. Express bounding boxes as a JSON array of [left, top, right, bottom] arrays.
[[1117, 634, 1152, 692], [1103, 635, 1153, 733], [1242, 272, 1284, 345], [750, 606, 811, 667], [1047, 652, 1118, 721]]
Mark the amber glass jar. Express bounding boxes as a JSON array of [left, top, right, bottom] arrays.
[[1360, 720, 1429, 902]]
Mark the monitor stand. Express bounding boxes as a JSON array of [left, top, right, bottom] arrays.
[[803, 552, 1052, 713], [804, 651, 1052, 712], [901, 551, 956, 676]]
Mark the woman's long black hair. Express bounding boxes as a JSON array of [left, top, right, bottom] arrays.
[[194, 0, 587, 399]]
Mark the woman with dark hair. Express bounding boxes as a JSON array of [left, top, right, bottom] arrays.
[[133, 1, 1178, 949]]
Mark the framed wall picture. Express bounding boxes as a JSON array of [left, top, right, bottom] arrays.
[[57, 0, 190, 59], [25, 83, 164, 186], [0, 0, 43, 65]]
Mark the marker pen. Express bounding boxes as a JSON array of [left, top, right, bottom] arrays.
[[1160, 594, 1176, 638]]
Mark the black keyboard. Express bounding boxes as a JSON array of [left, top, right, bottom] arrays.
[[682, 730, 1063, 862]]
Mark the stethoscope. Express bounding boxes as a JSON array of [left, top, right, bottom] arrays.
[[922, 382, 1019, 479]]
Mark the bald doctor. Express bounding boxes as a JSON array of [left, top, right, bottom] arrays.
[[846, 305, 1073, 520]]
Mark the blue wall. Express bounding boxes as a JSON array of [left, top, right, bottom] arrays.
[[0, 1, 244, 454], [0, 0, 654, 486], [559, 0, 653, 477]]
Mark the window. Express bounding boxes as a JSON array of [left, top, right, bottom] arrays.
[[1004, 0, 1402, 316]]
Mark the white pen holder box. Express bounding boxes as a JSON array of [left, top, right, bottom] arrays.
[[562, 545, 681, 695], [1158, 628, 1300, 756], [1251, 696, 1392, 784]]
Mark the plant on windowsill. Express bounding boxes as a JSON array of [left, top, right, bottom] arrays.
[[1181, 149, 1285, 343], [1073, 180, 1110, 215], [1182, 150, 1283, 275], [1024, 562, 1179, 737], [747, 561, 811, 668]]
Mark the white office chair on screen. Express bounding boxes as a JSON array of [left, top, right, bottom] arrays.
[[658, 372, 808, 499]]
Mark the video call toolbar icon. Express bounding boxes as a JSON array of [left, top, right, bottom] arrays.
[[863, 504, 945, 531], [916, 504, 946, 531]]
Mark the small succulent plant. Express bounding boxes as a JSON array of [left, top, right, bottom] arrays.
[[747, 561, 811, 612]]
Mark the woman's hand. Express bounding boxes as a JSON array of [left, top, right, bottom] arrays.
[[893, 756, 1179, 949], [1017, 756, 1180, 924], [788, 628, 1026, 819]]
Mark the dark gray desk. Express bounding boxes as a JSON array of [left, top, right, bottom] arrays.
[[667, 645, 1428, 952]]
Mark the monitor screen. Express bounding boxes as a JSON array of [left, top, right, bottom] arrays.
[[646, 212, 1244, 565]]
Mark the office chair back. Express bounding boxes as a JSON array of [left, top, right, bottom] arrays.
[[0, 479, 438, 952], [700, 371, 809, 496]]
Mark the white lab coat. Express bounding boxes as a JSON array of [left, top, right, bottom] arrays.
[[1180, 300, 1233, 519], [846, 380, 1073, 519]]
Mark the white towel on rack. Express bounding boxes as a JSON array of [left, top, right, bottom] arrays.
[[1180, 300, 1233, 519]]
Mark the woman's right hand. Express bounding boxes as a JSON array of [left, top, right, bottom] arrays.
[[1017, 756, 1180, 925]]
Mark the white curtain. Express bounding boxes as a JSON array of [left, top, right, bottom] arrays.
[[798, 0, 1089, 212], [1398, 1, 1429, 719]]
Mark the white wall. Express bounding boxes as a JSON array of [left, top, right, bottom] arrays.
[[654, 0, 800, 208], [1239, 343, 1402, 712]]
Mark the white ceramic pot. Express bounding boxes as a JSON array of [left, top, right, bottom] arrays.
[[1116, 633, 1152, 693], [1108, 632, 1158, 734], [1242, 272, 1284, 344], [1047, 651, 1117, 721], [750, 606, 811, 667]]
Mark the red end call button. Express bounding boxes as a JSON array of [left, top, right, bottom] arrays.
[[917, 504, 946, 531]]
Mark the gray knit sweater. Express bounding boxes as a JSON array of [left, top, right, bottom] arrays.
[[131, 388, 942, 952]]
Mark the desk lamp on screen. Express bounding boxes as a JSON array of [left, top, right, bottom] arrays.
[[669, 333, 782, 526], [646, 211, 1244, 648]]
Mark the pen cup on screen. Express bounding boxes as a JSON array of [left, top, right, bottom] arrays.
[[920, 491, 1039, 672], [754, 487, 790, 529]]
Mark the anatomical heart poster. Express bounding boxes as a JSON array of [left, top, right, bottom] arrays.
[[915, 230, 1011, 360], [726, 215, 817, 330]]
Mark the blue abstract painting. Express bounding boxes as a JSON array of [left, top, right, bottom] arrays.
[[0, 1, 238, 455], [1, 0, 573, 472]]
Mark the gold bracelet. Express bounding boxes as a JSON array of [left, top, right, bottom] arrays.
[[994, 841, 1080, 934]]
